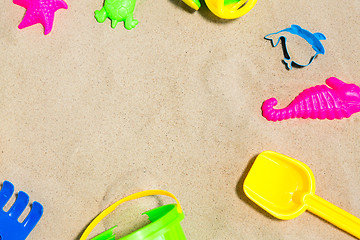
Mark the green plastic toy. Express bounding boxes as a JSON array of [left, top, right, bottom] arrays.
[[92, 227, 117, 240], [94, 0, 138, 30], [92, 204, 186, 240]]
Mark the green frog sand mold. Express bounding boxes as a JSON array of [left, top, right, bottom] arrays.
[[95, 0, 138, 30]]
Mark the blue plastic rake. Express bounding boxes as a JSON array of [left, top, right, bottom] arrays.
[[0, 181, 43, 240]]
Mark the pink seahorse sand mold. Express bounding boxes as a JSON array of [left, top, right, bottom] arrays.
[[14, 0, 68, 35], [262, 77, 360, 121]]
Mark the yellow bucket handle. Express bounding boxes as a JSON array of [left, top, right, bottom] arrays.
[[80, 190, 182, 240]]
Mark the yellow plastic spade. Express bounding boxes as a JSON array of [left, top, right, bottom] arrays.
[[243, 151, 360, 239]]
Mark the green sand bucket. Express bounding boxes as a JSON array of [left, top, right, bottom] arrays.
[[80, 190, 186, 240], [92, 204, 185, 240]]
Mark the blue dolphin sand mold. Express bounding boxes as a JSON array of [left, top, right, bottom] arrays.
[[265, 25, 326, 70]]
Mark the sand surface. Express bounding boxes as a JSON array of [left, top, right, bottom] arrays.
[[0, 0, 360, 239]]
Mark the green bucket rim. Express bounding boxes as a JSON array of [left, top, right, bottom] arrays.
[[121, 204, 184, 240]]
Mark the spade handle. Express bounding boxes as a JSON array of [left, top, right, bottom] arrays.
[[306, 194, 360, 239]]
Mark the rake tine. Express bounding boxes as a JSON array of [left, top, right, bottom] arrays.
[[22, 201, 43, 232], [0, 181, 15, 209], [8, 191, 30, 220]]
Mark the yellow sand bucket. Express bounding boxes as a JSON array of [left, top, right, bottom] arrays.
[[182, 0, 257, 19]]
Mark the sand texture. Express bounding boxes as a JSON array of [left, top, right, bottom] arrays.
[[0, 0, 359, 239]]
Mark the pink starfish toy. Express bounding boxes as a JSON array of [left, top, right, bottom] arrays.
[[14, 0, 68, 35]]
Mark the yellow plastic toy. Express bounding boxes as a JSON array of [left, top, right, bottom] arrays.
[[243, 151, 360, 239], [182, 0, 257, 19]]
